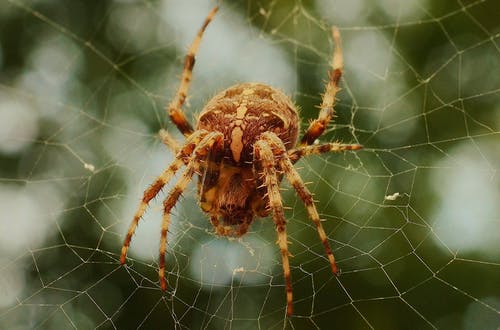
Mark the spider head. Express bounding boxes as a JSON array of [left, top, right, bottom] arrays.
[[216, 169, 256, 226]]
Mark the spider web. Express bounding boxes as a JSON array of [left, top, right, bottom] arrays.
[[1, 0, 499, 328]]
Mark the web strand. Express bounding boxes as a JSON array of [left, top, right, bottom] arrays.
[[0, 0, 499, 328]]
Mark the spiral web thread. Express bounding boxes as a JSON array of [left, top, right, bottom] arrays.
[[0, 0, 499, 328]]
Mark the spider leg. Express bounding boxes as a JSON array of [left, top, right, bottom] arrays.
[[158, 132, 223, 290], [262, 132, 342, 273], [209, 215, 227, 235], [120, 130, 209, 265], [159, 128, 181, 154], [300, 26, 343, 146], [167, 6, 219, 137], [280, 152, 340, 275], [236, 222, 250, 237], [288, 141, 362, 163], [254, 138, 294, 317]]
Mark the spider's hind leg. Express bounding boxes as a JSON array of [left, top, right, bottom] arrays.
[[167, 6, 219, 137], [300, 26, 343, 146]]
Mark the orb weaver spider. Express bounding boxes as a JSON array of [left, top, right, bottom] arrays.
[[120, 6, 362, 316]]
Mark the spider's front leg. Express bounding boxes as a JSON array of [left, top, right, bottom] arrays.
[[159, 128, 181, 154], [258, 132, 348, 310], [253, 138, 294, 317], [262, 131, 344, 270], [120, 130, 210, 265], [157, 131, 223, 290]]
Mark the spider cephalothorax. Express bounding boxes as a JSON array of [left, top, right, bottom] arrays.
[[120, 6, 362, 316]]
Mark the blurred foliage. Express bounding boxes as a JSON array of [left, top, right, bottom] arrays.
[[0, 0, 499, 329]]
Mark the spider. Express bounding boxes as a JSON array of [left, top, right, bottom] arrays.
[[120, 6, 362, 316]]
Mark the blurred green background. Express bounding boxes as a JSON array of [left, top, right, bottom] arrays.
[[1, 0, 499, 329]]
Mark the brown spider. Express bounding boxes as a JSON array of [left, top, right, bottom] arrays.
[[120, 6, 362, 316]]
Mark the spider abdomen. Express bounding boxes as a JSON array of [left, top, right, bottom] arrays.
[[197, 83, 299, 164]]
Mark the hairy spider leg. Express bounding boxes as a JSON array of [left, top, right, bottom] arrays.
[[254, 138, 294, 317], [288, 141, 362, 164], [209, 215, 224, 234], [280, 157, 339, 273], [159, 128, 181, 154], [120, 130, 209, 265], [301, 26, 344, 146], [167, 6, 219, 137], [262, 132, 342, 274], [158, 132, 223, 290]]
